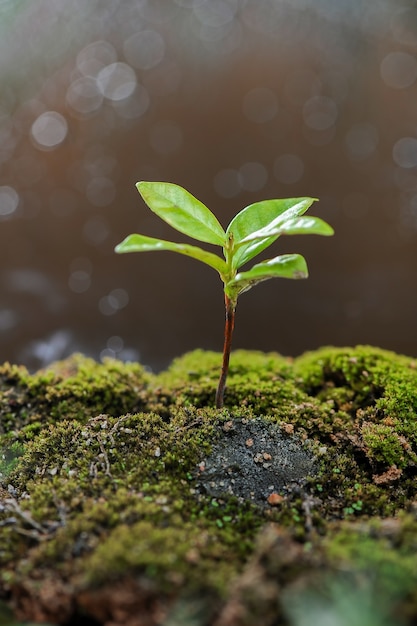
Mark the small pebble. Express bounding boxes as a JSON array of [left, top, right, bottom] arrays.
[[267, 493, 284, 506]]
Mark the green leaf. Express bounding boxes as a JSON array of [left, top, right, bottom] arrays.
[[226, 197, 317, 269], [237, 215, 334, 244], [115, 233, 227, 275], [226, 254, 308, 298], [137, 181, 226, 246]]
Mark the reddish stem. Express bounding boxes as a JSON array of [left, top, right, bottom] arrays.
[[215, 294, 236, 409]]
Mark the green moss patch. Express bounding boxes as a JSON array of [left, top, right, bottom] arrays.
[[1, 346, 417, 625], [0, 354, 150, 448]]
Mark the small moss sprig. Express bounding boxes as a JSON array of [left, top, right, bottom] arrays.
[[115, 182, 334, 408]]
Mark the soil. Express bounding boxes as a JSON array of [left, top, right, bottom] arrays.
[[1, 345, 417, 625], [196, 417, 317, 506]]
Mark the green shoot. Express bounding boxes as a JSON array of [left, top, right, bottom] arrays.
[[115, 182, 334, 408]]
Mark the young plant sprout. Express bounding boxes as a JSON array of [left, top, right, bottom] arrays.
[[115, 182, 334, 408]]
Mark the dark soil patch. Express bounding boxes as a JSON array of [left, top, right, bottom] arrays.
[[196, 417, 317, 507]]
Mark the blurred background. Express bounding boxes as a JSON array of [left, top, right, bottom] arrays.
[[1, 0, 417, 372]]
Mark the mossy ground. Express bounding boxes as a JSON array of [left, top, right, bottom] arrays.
[[1, 346, 417, 625]]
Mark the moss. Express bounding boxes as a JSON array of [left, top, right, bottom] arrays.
[[0, 354, 151, 452], [2, 346, 417, 625], [360, 421, 417, 468], [152, 349, 299, 412], [321, 514, 417, 619], [42, 354, 151, 419], [293, 345, 417, 423], [83, 519, 238, 594], [0, 407, 262, 605]]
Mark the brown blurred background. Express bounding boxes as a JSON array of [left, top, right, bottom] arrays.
[[1, 0, 417, 371]]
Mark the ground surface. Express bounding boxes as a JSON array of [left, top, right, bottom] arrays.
[[1, 346, 417, 625]]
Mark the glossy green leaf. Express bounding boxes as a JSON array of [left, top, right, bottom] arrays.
[[226, 197, 317, 269], [115, 233, 227, 275], [237, 215, 334, 244], [226, 253, 308, 298], [137, 181, 226, 246], [228, 236, 278, 271]]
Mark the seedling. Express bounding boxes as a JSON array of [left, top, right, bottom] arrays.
[[115, 182, 334, 408]]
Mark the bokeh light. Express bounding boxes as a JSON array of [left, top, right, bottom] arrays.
[[0, 186, 19, 217], [1, 0, 417, 371], [31, 111, 68, 150]]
